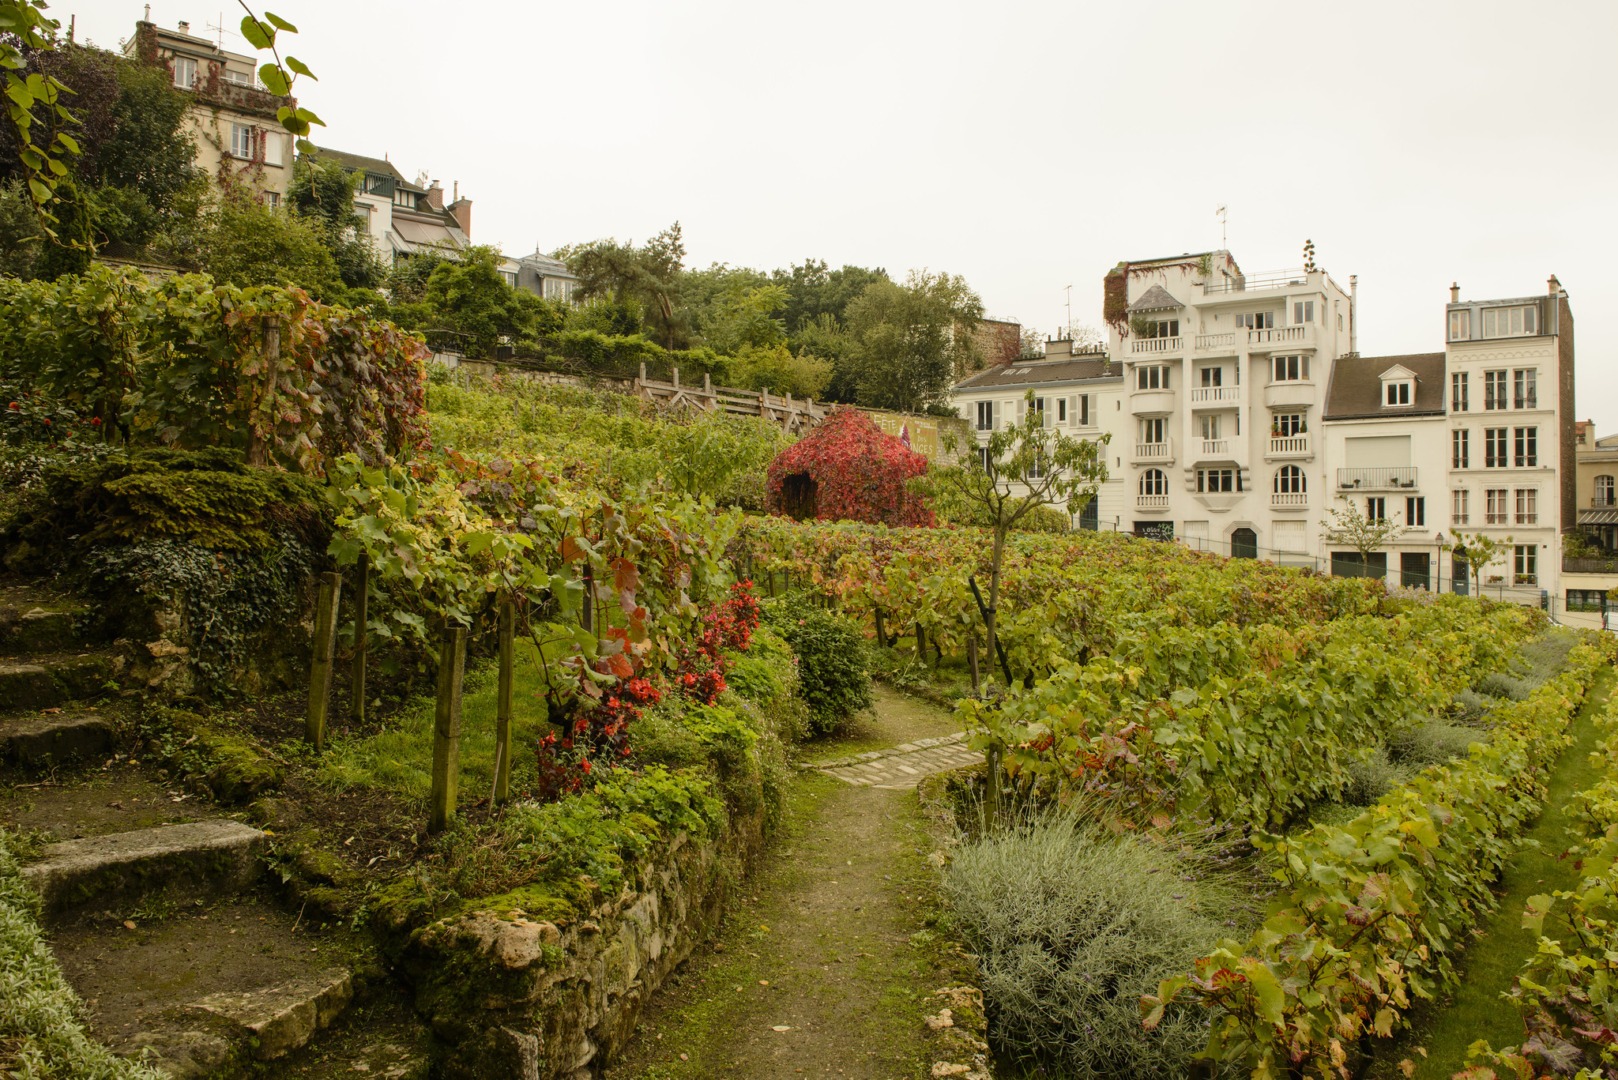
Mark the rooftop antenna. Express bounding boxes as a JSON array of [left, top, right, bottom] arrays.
[[1216, 204, 1228, 250], [1064, 284, 1072, 339], [204, 12, 235, 46]]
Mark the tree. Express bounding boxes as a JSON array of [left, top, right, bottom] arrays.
[[1447, 530, 1512, 592], [726, 342, 832, 399], [1322, 497, 1406, 578], [923, 389, 1109, 678], [289, 154, 383, 290], [771, 259, 889, 334], [841, 270, 985, 413], [0, 0, 79, 229], [561, 222, 689, 349], [412, 246, 561, 357], [157, 188, 343, 296]]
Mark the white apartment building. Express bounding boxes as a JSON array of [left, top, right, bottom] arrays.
[[948, 340, 1124, 529], [305, 148, 472, 265], [1106, 251, 1354, 563], [949, 252, 1580, 607]]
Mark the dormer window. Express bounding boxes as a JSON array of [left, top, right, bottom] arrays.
[[1378, 363, 1417, 408], [172, 55, 196, 89]]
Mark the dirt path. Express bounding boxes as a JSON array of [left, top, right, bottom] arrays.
[[605, 686, 983, 1080]]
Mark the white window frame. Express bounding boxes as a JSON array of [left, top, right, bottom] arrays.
[[1366, 496, 1386, 522], [1448, 309, 1471, 341], [1486, 488, 1509, 525], [1136, 365, 1170, 390], [172, 55, 197, 89], [1385, 380, 1412, 407], [1514, 426, 1538, 468], [229, 123, 255, 161], [1513, 368, 1538, 409], [1483, 305, 1538, 339], [1140, 469, 1168, 496], [1272, 355, 1309, 382], [1406, 496, 1425, 527], [1452, 428, 1470, 469], [1293, 300, 1314, 324], [1274, 465, 1306, 495], [1514, 544, 1538, 586], [975, 401, 994, 432], [1451, 371, 1468, 412], [1515, 488, 1538, 526], [1484, 427, 1508, 468], [1484, 370, 1508, 410], [1451, 488, 1470, 525]]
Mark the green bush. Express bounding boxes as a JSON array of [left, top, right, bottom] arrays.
[[762, 596, 873, 735], [943, 811, 1232, 1078]]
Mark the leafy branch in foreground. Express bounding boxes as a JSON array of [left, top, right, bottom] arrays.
[[233, 4, 322, 148], [1, 0, 80, 229]]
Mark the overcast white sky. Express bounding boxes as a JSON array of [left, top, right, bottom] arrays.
[[60, 0, 1618, 432]]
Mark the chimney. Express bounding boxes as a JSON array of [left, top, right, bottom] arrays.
[[448, 197, 472, 239], [1349, 274, 1358, 356], [1450, 282, 1460, 303], [177, 20, 190, 33], [1548, 274, 1561, 296], [423, 181, 444, 211]]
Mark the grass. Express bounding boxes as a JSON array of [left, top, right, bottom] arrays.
[[313, 639, 552, 804], [1369, 661, 1617, 1078]]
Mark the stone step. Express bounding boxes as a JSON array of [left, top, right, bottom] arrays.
[[0, 710, 116, 771], [0, 652, 119, 711], [22, 819, 266, 920], [49, 896, 363, 1078], [0, 586, 94, 655]]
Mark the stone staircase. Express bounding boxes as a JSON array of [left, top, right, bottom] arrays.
[[0, 582, 369, 1078]]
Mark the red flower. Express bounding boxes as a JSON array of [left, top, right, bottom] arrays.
[[6, 402, 16, 410], [580, 759, 592, 774]]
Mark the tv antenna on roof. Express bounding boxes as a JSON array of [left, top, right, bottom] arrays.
[[1216, 204, 1228, 250], [204, 12, 236, 47]]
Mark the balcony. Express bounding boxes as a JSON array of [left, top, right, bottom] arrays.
[[1132, 439, 1175, 465], [1594, 496, 1617, 509], [1271, 491, 1309, 511], [1566, 555, 1618, 574], [1246, 325, 1314, 351], [1198, 438, 1231, 458], [1136, 494, 1170, 512], [1129, 336, 1183, 356], [1190, 385, 1242, 407], [1263, 380, 1317, 409], [1202, 267, 1313, 295], [1266, 434, 1312, 460], [1194, 332, 1235, 353], [1130, 388, 1175, 415], [1336, 467, 1418, 491]]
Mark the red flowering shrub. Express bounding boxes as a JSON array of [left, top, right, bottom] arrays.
[[535, 582, 762, 799], [765, 408, 933, 527]]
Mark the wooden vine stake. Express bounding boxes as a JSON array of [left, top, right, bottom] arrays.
[[428, 624, 468, 834], [305, 570, 341, 752], [493, 597, 515, 806], [873, 607, 887, 651], [984, 742, 1003, 831], [350, 553, 370, 722], [966, 634, 981, 693]]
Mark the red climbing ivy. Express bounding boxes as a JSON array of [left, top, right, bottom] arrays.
[[765, 408, 933, 527]]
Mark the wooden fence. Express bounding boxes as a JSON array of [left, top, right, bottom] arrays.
[[632, 363, 830, 434]]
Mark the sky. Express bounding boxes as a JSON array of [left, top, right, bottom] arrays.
[[59, 0, 1618, 433]]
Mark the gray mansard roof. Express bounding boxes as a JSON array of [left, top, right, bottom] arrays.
[[954, 355, 1118, 391], [1323, 352, 1447, 420]]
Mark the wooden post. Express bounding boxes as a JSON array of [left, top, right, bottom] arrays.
[[248, 316, 280, 467], [702, 370, 713, 411], [985, 742, 1002, 831], [672, 366, 680, 389], [428, 624, 468, 834], [493, 597, 514, 806], [639, 360, 647, 384], [914, 622, 927, 661], [967, 634, 981, 693], [305, 570, 341, 751], [873, 607, 887, 650], [581, 565, 594, 632], [350, 553, 369, 722]]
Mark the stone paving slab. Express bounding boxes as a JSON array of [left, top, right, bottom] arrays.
[[813, 733, 982, 790]]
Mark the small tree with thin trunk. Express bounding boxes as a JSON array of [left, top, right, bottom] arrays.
[[923, 389, 1109, 681], [1447, 530, 1512, 593], [1322, 496, 1406, 579]]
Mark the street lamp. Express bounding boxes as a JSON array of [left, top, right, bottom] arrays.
[[1435, 532, 1445, 592]]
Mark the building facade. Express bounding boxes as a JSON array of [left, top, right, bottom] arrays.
[[126, 19, 294, 204], [949, 251, 1582, 607], [303, 147, 471, 264]]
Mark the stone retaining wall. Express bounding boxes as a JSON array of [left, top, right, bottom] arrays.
[[401, 809, 764, 1079]]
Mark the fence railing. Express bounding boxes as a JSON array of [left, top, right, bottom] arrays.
[[1129, 336, 1182, 355], [1337, 467, 1418, 491], [1565, 556, 1618, 574], [1190, 386, 1241, 405]]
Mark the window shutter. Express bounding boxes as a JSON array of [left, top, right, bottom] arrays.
[[1015, 399, 1024, 426]]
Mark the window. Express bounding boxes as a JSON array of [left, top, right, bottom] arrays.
[[1484, 370, 1508, 410], [1451, 372, 1469, 412], [1597, 475, 1616, 507], [1452, 489, 1470, 525], [1197, 468, 1237, 493], [1406, 496, 1425, 527], [230, 123, 254, 160], [1366, 497, 1386, 522], [1515, 488, 1538, 525], [1483, 305, 1538, 338], [1272, 355, 1309, 381], [1486, 488, 1509, 525], [1026, 454, 1046, 480], [1142, 319, 1179, 339], [172, 55, 197, 89], [1514, 544, 1537, 585], [262, 191, 279, 208], [224, 68, 253, 87], [1452, 429, 1470, 468], [1136, 365, 1170, 390], [1235, 312, 1275, 330], [1200, 366, 1223, 387], [1385, 380, 1411, 406], [975, 401, 994, 431], [1448, 309, 1471, 341], [1513, 369, 1538, 409], [1514, 426, 1538, 467], [1274, 465, 1306, 494], [1200, 414, 1222, 440], [1140, 469, 1168, 496], [1293, 300, 1315, 324], [1273, 412, 1304, 437], [365, 174, 391, 194], [394, 189, 416, 209], [262, 132, 284, 167], [1057, 397, 1068, 424], [499, 270, 518, 288], [975, 446, 992, 471], [1485, 427, 1508, 468], [1140, 417, 1166, 445], [1077, 394, 1091, 427], [1031, 396, 1047, 427], [1568, 590, 1610, 613], [543, 278, 573, 303]]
